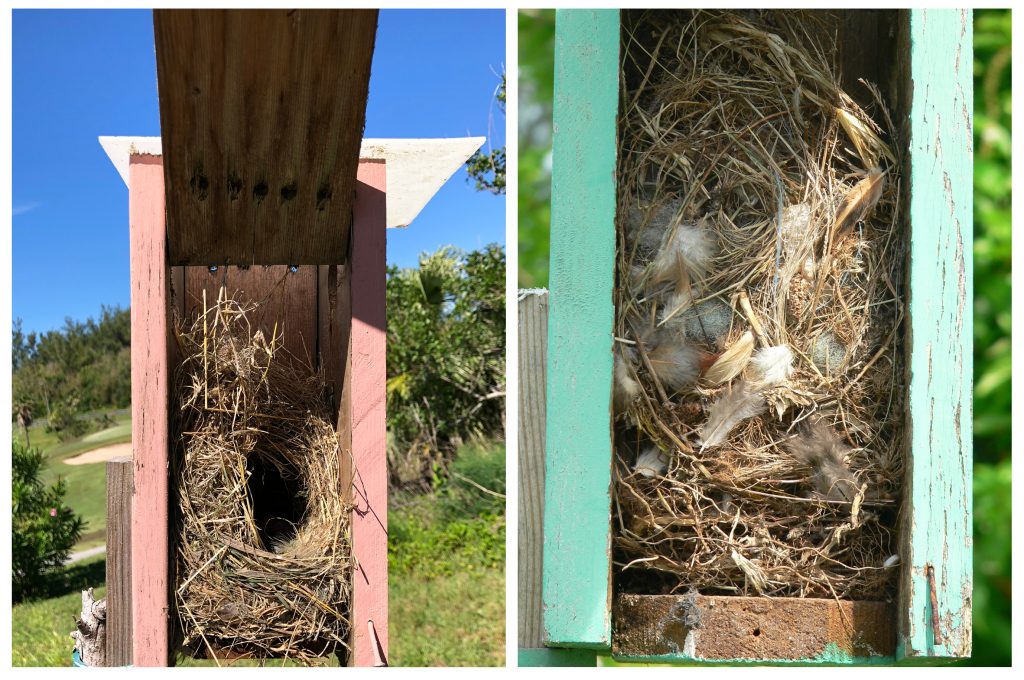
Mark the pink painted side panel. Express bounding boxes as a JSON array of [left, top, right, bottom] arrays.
[[351, 159, 388, 666], [128, 154, 171, 666]]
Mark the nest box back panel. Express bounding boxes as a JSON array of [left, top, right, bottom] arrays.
[[182, 266, 320, 368], [154, 9, 377, 265]]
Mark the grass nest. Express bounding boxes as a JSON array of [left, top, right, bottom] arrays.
[[174, 290, 352, 663], [614, 10, 905, 600]]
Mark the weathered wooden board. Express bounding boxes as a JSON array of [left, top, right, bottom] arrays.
[[106, 457, 133, 667], [349, 159, 388, 666], [518, 290, 548, 650], [614, 594, 896, 663], [182, 265, 319, 365], [542, 9, 620, 649], [898, 8, 973, 662], [520, 290, 600, 668], [318, 263, 351, 417], [128, 154, 173, 666], [154, 9, 378, 265]]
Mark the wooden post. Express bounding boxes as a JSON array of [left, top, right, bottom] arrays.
[[350, 158, 388, 667], [106, 456, 134, 666], [518, 290, 598, 668], [128, 153, 173, 666], [898, 8, 973, 662], [518, 290, 548, 653], [543, 8, 620, 651]]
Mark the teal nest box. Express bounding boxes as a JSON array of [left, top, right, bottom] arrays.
[[538, 8, 972, 667]]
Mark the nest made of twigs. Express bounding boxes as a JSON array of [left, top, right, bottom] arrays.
[[174, 289, 352, 663], [614, 10, 905, 601]]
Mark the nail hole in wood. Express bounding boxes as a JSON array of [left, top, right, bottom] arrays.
[[227, 176, 242, 200], [190, 174, 209, 201], [316, 185, 332, 211], [752, 627, 761, 637], [253, 181, 269, 203], [280, 183, 298, 202]]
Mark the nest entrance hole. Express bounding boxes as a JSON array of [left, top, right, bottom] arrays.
[[246, 451, 308, 551]]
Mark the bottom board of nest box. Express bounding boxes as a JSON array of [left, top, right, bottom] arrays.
[[612, 594, 895, 664]]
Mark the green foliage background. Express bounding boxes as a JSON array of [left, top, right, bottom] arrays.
[[966, 8, 1011, 666], [517, 9, 555, 288], [386, 244, 506, 487], [519, 9, 1011, 664], [12, 306, 131, 436]]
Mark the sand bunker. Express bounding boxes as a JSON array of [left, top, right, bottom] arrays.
[[63, 442, 132, 466]]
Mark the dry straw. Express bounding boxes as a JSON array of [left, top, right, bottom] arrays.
[[174, 289, 352, 663], [614, 10, 905, 600]]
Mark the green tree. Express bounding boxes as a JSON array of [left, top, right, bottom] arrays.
[[12, 305, 132, 421], [12, 439, 84, 602], [386, 245, 506, 488]]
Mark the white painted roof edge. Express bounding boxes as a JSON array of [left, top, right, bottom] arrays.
[[98, 135, 485, 229]]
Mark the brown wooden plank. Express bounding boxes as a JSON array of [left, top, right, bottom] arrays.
[[317, 261, 353, 665], [154, 9, 378, 265], [106, 457, 134, 667], [613, 593, 896, 661], [183, 265, 318, 365], [318, 264, 351, 422]]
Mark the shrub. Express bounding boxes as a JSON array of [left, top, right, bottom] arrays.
[[12, 439, 84, 602], [44, 396, 89, 442]]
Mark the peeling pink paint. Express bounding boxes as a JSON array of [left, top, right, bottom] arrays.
[[128, 154, 171, 666]]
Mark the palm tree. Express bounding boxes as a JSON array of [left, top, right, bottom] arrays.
[[16, 404, 32, 447]]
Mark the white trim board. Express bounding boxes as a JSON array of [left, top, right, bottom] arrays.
[[98, 136, 484, 230]]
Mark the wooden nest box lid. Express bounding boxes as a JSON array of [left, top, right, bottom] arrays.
[[107, 9, 482, 266]]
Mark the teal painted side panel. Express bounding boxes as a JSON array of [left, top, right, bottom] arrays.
[[542, 9, 619, 649], [518, 648, 599, 667], [899, 9, 973, 661]]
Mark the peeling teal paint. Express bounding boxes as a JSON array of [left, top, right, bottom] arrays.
[[899, 8, 973, 662]]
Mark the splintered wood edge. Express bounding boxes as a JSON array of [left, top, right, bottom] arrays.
[[613, 594, 896, 663]]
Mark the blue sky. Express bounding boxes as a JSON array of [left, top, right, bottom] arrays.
[[12, 9, 506, 334]]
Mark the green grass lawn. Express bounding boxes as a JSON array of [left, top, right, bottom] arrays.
[[12, 437, 506, 667], [389, 440, 506, 666], [391, 561, 505, 666], [17, 413, 131, 551]]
